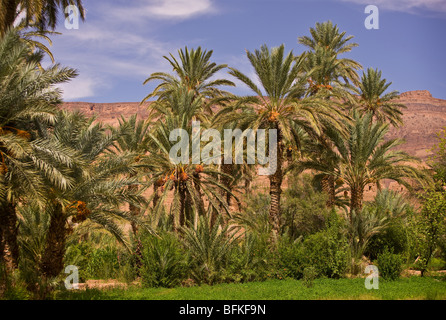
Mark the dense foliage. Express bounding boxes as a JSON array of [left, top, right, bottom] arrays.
[[0, 16, 445, 300]]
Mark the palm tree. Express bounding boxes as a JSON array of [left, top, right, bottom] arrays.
[[38, 111, 147, 279], [298, 20, 361, 86], [111, 114, 151, 235], [142, 46, 235, 113], [298, 21, 362, 206], [354, 68, 406, 127], [0, 28, 77, 270], [146, 108, 234, 230], [0, 0, 85, 36], [216, 44, 345, 240], [299, 112, 428, 218], [348, 189, 409, 268]]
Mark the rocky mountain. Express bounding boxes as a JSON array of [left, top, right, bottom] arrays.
[[385, 90, 446, 160], [61, 90, 446, 161]]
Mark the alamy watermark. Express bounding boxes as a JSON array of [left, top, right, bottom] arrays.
[[364, 265, 379, 289], [365, 5, 379, 30], [64, 265, 79, 290], [169, 121, 278, 176], [65, 5, 80, 30]]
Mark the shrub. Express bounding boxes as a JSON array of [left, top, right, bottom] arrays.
[[278, 214, 348, 279], [277, 236, 305, 279], [365, 219, 408, 261], [282, 174, 332, 240], [301, 226, 349, 279], [140, 232, 188, 288], [377, 249, 403, 281], [225, 232, 272, 283], [302, 266, 318, 288]]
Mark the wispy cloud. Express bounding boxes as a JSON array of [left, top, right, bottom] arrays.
[[104, 0, 217, 22], [340, 0, 446, 15], [56, 74, 102, 100], [48, 1, 205, 101]]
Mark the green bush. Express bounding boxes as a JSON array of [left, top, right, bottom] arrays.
[[281, 174, 332, 240], [140, 232, 188, 288], [225, 232, 272, 283], [277, 236, 305, 279], [278, 214, 348, 279], [377, 249, 403, 281], [65, 241, 135, 282], [365, 219, 408, 261], [302, 266, 318, 288], [301, 226, 349, 279]]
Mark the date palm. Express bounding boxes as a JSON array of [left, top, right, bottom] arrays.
[[142, 46, 235, 114], [146, 88, 237, 229], [38, 111, 147, 279], [354, 68, 406, 127], [298, 20, 361, 86], [0, 0, 85, 36], [0, 28, 77, 270], [216, 44, 345, 241], [111, 115, 151, 234], [299, 21, 362, 205], [299, 112, 428, 218]]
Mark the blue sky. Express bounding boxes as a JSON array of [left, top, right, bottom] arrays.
[[46, 0, 446, 103]]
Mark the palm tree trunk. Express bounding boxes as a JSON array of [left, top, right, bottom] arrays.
[[0, 203, 19, 270], [321, 175, 336, 207], [268, 126, 283, 242], [185, 190, 193, 225], [193, 172, 206, 216], [350, 186, 364, 218], [221, 162, 233, 207], [128, 185, 140, 236], [178, 184, 186, 228], [0, 0, 17, 36], [40, 203, 67, 278], [153, 183, 160, 208]]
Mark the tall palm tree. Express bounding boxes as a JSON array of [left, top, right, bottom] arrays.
[[298, 20, 361, 86], [299, 112, 428, 218], [111, 114, 151, 235], [146, 98, 234, 230], [216, 44, 345, 240], [38, 111, 147, 279], [354, 68, 406, 127], [0, 28, 76, 270], [298, 21, 362, 206], [142, 46, 235, 113], [0, 0, 85, 36]]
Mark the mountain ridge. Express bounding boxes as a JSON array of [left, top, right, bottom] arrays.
[[61, 90, 446, 161]]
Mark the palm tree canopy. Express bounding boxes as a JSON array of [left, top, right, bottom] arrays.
[[298, 112, 430, 213], [298, 20, 358, 55], [0, 28, 78, 203], [142, 46, 235, 106], [0, 0, 86, 35], [220, 44, 346, 144], [354, 68, 406, 126], [299, 21, 362, 88]]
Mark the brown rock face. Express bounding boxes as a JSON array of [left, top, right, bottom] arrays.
[[386, 90, 446, 160], [60, 90, 446, 161], [61, 102, 151, 125]]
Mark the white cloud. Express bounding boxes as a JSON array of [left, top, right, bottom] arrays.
[[46, 1, 219, 102], [57, 74, 99, 101], [105, 0, 216, 22], [340, 0, 446, 14], [147, 0, 214, 18]]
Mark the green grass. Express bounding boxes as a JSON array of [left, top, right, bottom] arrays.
[[56, 276, 446, 300]]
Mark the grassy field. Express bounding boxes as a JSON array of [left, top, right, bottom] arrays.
[[57, 276, 446, 300]]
